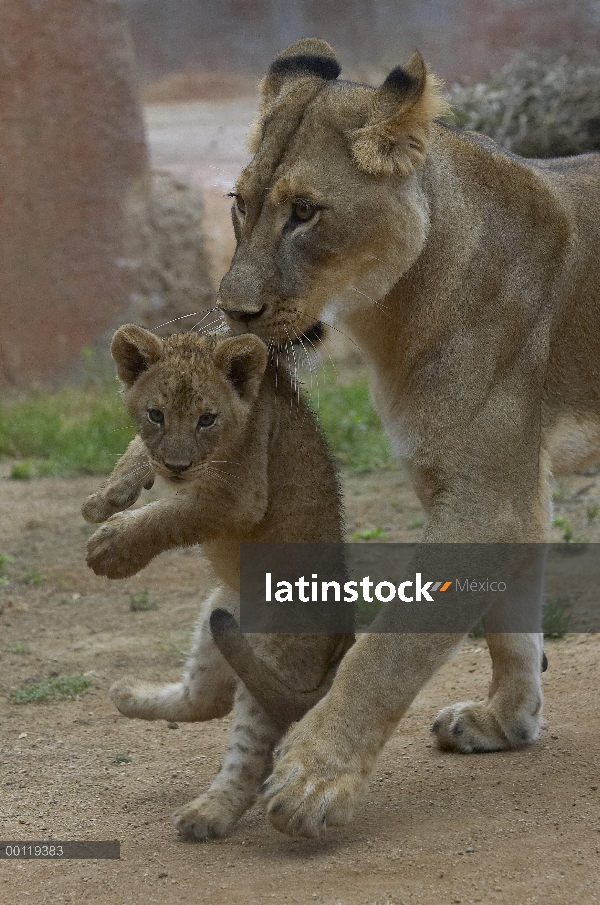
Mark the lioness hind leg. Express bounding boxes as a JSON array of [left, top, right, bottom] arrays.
[[110, 590, 237, 722], [174, 684, 279, 840], [432, 632, 544, 752]]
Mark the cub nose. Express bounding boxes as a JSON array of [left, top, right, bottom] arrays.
[[164, 462, 191, 474]]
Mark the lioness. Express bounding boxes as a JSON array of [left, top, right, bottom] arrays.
[[215, 38, 600, 837], [83, 324, 352, 839]]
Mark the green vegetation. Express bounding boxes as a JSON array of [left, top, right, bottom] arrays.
[[351, 526, 389, 541], [26, 567, 44, 586], [155, 632, 191, 661], [9, 674, 93, 705], [112, 751, 132, 764], [407, 515, 425, 530], [0, 553, 14, 586], [0, 365, 390, 476], [469, 596, 572, 640], [0, 382, 134, 477], [4, 642, 31, 655], [542, 597, 572, 639], [553, 516, 573, 543], [129, 588, 156, 611], [308, 369, 391, 472]]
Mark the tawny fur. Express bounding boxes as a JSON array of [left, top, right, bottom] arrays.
[[216, 38, 600, 838], [83, 326, 352, 839]]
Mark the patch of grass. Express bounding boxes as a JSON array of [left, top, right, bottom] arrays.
[[308, 370, 391, 472], [26, 567, 44, 586], [469, 597, 573, 640], [542, 597, 572, 639], [155, 632, 191, 661], [10, 460, 33, 480], [9, 674, 93, 705], [553, 516, 573, 543], [350, 526, 389, 541], [407, 515, 425, 530], [356, 594, 384, 625], [4, 642, 31, 655], [0, 382, 134, 476], [587, 504, 599, 520], [129, 589, 156, 612], [0, 553, 14, 586], [112, 751, 132, 764]]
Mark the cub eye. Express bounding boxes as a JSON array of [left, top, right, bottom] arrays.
[[147, 408, 164, 424], [197, 412, 217, 429], [291, 199, 317, 223]]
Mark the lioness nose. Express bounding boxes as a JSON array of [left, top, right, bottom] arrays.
[[165, 462, 191, 474], [218, 303, 266, 322]]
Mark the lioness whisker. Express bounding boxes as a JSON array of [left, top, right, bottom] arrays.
[[152, 310, 204, 331], [195, 316, 227, 336]]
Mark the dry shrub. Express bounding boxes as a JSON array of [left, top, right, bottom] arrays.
[[450, 54, 600, 157]]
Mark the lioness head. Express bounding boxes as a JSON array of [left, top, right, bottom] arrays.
[[111, 325, 268, 482], [217, 38, 448, 349]]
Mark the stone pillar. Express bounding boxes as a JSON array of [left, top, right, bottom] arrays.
[[0, 0, 148, 388]]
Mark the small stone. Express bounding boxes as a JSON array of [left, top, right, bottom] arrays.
[[158, 871, 168, 879], [167, 722, 179, 729]]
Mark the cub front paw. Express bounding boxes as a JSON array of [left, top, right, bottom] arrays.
[[82, 475, 153, 524], [86, 513, 147, 578], [173, 793, 239, 841], [263, 726, 369, 838], [109, 678, 143, 718]]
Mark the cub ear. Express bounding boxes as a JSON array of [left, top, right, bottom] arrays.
[[249, 38, 340, 152], [111, 325, 163, 387], [213, 335, 268, 403], [351, 53, 449, 177]]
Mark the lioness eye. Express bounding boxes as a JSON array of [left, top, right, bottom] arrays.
[[291, 200, 316, 223], [197, 412, 216, 428], [147, 408, 164, 424]]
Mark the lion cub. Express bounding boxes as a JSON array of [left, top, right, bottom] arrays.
[[83, 324, 352, 839]]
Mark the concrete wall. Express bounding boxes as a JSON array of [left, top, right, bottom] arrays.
[[0, 0, 148, 389]]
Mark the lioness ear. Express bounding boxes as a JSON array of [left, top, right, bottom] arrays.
[[213, 335, 268, 403], [111, 325, 163, 387], [351, 53, 449, 177], [248, 38, 340, 152]]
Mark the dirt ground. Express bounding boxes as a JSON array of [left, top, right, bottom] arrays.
[[0, 460, 599, 905]]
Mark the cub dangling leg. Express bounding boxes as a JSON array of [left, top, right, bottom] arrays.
[[173, 682, 280, 840], [110, 589, 237, 723]]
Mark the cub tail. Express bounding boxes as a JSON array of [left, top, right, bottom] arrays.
[[209, 608, 345, 733]]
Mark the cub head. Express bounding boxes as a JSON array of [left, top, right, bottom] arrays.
[[217, 38, 448, 349], [111, 325, 268, 482]]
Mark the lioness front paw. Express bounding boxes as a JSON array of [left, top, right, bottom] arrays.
[[432, 699, 543, 753], [173, 792, 240, 841], [86, 513, 150, 578], [263, 718, 370, 838]]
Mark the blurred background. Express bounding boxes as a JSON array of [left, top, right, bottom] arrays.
[[126, 0, 600, 85], [1, 0, 600, 392]]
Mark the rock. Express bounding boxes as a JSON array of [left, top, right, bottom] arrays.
[[124, 171, 215, 336]]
